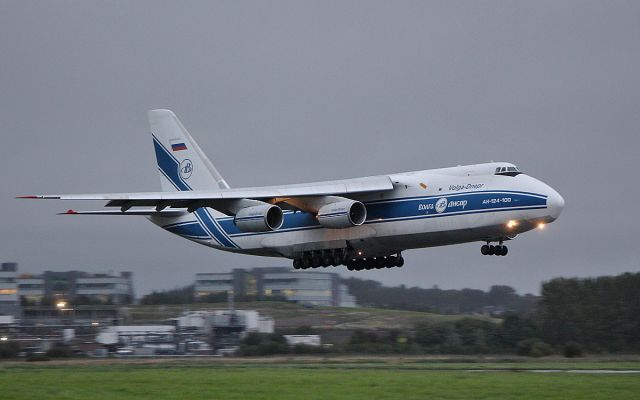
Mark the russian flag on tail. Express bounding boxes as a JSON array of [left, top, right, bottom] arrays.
[[170, 139, 187, 151]]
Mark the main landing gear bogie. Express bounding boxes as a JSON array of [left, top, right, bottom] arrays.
[[345, 254, 404, 271], [481, 243, 508, 256], [293, 249, 404, 271]]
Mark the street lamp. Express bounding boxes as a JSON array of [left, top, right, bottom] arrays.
[[56, 300, 69, 325]]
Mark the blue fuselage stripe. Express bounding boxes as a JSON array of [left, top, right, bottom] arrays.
[[218, 190, 548, 238], [164, 221, 209, 239]]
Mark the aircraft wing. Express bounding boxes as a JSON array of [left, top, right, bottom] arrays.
[[20, 175, 394, 214]]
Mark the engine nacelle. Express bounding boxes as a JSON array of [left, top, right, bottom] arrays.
[[317, 200, 367, 229], [234, 205, 284, 232]]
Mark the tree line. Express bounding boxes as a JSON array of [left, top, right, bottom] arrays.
[[342, 277, 538, 314], [537, 272, 640, 352], [343, 272, 640, 355]]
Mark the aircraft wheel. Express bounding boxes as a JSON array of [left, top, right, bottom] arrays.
[[488, 245, 495, 255], [396, 256, 404, 268], [302, 257, 311, 269], [323, 255, 332, 266], [501, 246, 508, 256], [293, 259, 300, 269], [331, 255, 340, 267], [481, 245, 490, 255]]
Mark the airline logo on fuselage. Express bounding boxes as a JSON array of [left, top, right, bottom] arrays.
[[419, 197, 469, 214], [448, 199, 468, 209], [435, 198, 448, 213], [449, 183, 484, 191]]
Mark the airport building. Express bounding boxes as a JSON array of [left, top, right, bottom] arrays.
[[0, 263, 19, 316], [0, 263, 135, 321], [17, 270, 134, 306], [195, 267, 357, 307]]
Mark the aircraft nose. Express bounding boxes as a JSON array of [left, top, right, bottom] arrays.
[[546, 187, 565, 220]]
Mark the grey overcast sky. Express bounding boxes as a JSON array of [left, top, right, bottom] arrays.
[[1, 1, 639, 296]]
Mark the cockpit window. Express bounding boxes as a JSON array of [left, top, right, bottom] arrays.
[[495, 165, 522, 177]]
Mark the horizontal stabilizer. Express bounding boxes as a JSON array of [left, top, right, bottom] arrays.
[[57, 209, 188, 217]]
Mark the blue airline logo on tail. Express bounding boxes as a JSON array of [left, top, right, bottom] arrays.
[[179, 159, 193, 180]]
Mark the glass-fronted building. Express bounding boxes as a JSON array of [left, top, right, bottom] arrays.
[[0, 263, 19, 316], [0, 263, 134, 309], [195, 267, 357, 307]]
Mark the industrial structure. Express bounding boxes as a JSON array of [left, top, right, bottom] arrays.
[[92, 310, 274, 355]]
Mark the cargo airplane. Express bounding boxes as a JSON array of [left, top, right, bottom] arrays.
[[20, 110, 565, 271]]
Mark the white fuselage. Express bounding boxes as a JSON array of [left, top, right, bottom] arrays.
[[149, 162, 564, 259]]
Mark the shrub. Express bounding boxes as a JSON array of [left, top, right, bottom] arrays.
[[26, 354, 50, 362], [242, 332, 264, 346], [237, 332, 290, 356], [45, 345, 73, 358], [0, 341, 21, 358], [529, 341, 554, 357], [414, 322, 452, 347], [517, 338, 554, 357], [292, 344, 325, 354], [563, 341, 584, 358]]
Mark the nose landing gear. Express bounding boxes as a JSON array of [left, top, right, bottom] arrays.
[[481, 242, 508, 256]]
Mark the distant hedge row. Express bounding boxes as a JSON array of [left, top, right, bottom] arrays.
[[342, 279, 537, 314]]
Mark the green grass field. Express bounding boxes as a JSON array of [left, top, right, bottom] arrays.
[[2, 359, 639, 399]]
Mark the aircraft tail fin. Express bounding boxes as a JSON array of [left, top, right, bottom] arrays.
[[148, 109, 230, 192]]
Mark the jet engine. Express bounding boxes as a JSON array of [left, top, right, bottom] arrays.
[[317, 200, 367, 229], [234, 204, 284, 232]]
